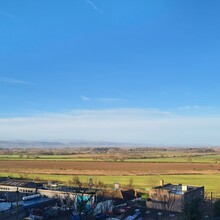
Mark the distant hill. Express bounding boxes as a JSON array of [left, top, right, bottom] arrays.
[[0, 140, 216, 149], [0, 140, 65, 148], [0, 140, 144, 148]]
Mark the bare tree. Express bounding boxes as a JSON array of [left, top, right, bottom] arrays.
[[182, 193, 212, 220], [151, 189, 177, 214], [182, 197, 204, 220], [187, 157, 192, 163], [72, 176, 82, 187], [128, 177, 134, 189], [54, 191, 76, 209]]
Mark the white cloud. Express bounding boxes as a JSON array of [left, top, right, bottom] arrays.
[[178, 105, 200, 110], [80, 96, 125, 102], [0, 77, 29, 85], [81, 96, 91, 101], [1, 108, 220, 145], [177, 105, 216, 111]]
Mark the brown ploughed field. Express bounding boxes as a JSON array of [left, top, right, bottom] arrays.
[[0, 161, 219, 176]]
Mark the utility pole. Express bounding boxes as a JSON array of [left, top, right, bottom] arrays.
[[16, 187, 18, 220]]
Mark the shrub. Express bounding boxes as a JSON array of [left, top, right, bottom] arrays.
[[214, 200, 220, 217]]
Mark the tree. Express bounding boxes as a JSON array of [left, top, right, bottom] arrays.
[[213, 199, 220, 217], [98, 180, 105, 188], [72, 176, 82, 187], [187, 157, 192, 163], [182, 197, 205, 220], [128, 177, 133, 189], [75, 188, 97, 220], [147, 189, 179, 220], [151, 189, 177, 214], [55, 191, 76, 210]]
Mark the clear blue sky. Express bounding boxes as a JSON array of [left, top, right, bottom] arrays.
[[0, 0, 220, 145]]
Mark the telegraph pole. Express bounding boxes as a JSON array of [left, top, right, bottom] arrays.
[[16, 187, 19, 220]]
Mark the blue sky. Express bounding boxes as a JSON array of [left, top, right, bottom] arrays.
[[0, 0, 220, 145]]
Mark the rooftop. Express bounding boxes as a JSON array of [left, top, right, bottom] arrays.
[[0, 179, 42, 188], [153, 183, 201, 195]]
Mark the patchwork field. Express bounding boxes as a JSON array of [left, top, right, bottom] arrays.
[[0, 154, 220, 163], [0, 147, 219, 197], [0, 160, 219, 196]]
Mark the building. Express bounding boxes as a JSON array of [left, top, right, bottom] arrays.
[[147, 180, 204, 213], [0, 179, 43, 194]]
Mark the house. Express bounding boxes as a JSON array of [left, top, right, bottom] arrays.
[[147, 180, 204, 213]]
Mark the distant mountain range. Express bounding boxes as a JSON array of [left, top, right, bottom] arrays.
[[0, 140, 216, 149], [0, 140, 145, 148]]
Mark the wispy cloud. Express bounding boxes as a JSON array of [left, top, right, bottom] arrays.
[[0, 10, 15, 19], [1, 108, 220, 145], [177, 105, 214, 111], [81, 96, 91, 101], [0, 108, 173, 142], [86, 0, 103, 14], [0, 77, 29, 85], [178, 105, 200, 110], [80, 96, 125, 103], [98, 98, 125, 102]]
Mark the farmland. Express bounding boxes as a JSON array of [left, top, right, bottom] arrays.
[[0, 147, 219, 196], [0, 154, 220, 163], [0, 172, 219, 196], [0, 160, 220, 175]]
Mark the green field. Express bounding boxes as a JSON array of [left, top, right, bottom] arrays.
[[0, 154, 219, 163], [0, 155, 95, 161], [0, 172, 219, 197]]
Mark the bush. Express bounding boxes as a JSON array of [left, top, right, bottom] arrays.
[[72, 176, 82, 187], [214, 200, 220, 217], [183, 198, 204, 220]]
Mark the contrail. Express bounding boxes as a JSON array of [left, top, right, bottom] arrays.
[[0, 77, 29, 85], [86, 0, 103, 14], [0, 10, 14, 19]]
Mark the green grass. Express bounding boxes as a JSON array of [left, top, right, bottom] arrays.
[[0, 172, 219, 196], [0, 155, 95, 161], [0, 154, 219, 163]]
